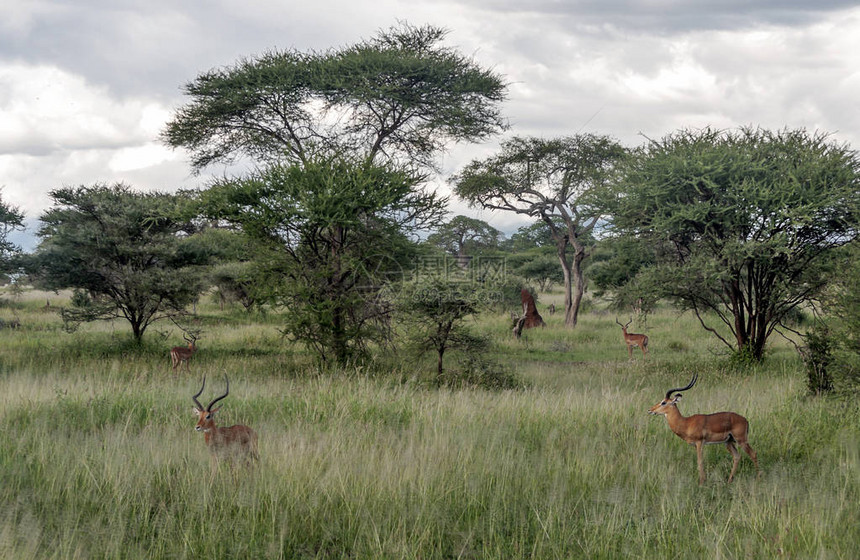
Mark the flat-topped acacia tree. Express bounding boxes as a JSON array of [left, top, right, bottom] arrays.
[[163, 23, 507, 172], [164, 23, 508, 364]]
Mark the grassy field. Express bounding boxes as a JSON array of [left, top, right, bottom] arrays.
[[1, 289, 858, 559]]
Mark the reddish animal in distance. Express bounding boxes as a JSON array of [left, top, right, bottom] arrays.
[[170, 333, 197, 373], [616, 317, 648, 359]]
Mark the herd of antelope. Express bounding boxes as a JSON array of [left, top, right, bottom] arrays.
[[172, 312, 761, 484]]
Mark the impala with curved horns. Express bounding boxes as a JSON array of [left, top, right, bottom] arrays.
[[171, 333, 197, 373], [192, 375, 259, 469], [616, 317, 648, 359], [648, 373, 759, 484]]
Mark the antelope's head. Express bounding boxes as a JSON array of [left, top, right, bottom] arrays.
[[648, 373, 697, 416], [191, 375, 230, 432]]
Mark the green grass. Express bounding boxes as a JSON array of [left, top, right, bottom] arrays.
[[1, 290, 858, 558]]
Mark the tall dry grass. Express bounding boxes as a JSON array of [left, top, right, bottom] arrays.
[[1, 290, 857, 558]]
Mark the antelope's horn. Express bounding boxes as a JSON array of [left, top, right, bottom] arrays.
[[206, 374, 230, 411], [192, 376, 206, 410], [664, 372, 698, 401]]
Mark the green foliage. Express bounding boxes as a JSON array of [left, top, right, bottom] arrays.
[[426, 215, 501, 264], [26, 184, 211, 341], [801, 322, 834, 394], [502, 220, 557, 251], [163, 23, 508, 172], [509, 249, 563, 292], [0, 190, 25, 276], [588, 236, 656, 299], [613, 127, 860, 360], [397, 276, 490, 378], [202, 157, 445, 364], [210, 261, 258, 311], [818, 242, 860, 393], [454, 134, 628, 326], [445, 352, 523, 390]]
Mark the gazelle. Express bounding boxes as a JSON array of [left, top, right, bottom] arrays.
[[616, 317, 648, 359], [170, 334, 197, 372], [192, 375, 259, 470], [649, 373, 759, 484]]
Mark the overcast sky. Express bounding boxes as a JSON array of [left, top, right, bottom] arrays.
[[2, 0, 859, 249]]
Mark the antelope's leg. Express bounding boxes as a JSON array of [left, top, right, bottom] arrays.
[[740, 442, 760, 477], [696, 441, 705, 485], [726, 441, 740, 483]]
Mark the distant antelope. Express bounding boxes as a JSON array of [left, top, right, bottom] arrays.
[[616, 317, 648, 359], [170, 334, 197, 372], [192, 375, 259, 471], [648, 373, 760, 484]]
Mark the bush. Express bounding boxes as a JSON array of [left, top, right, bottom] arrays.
[[439, 352, 523, 391], [801, 322, 834, 395]]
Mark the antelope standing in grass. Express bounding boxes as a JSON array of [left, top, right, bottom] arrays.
[[170, 334, 197, 373], [192, 375, 259, 472], [616, 317, 648, 359], [648, 373, 759, 484]]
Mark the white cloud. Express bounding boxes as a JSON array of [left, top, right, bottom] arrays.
[[0, 0, 859, 242], [0, 64, 165, 155], [109, 143, 176, 173]]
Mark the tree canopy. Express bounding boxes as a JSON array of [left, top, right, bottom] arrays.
[[0, 191, 25, 278], [612, 127, 860, 360], [163, 23, 508, 173], [200, 157, 446, 364], [163, 23, 508, 364], [29, 184, 209, 341], [453, 134, 627, 326], [426, 215, 501, 267]]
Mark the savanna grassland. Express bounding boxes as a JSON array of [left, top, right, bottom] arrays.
[[1, 289, 858, 559]]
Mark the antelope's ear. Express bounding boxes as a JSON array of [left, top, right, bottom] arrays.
[[192, 407, 201, 415], [210, 406, 221, 414], [672, 393, 683, 402]]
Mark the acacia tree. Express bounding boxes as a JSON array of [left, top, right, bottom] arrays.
[[397, 276, 485, 378], [0, 191, 25, 278], [163, 23, 507, 172], [164, 23, 507, 362], [203, 157, 445, 364], [612, 127, 860, 361], [426, 215, 501, 267], [29, 184, 208, 342], [454, 135, 627, 326]]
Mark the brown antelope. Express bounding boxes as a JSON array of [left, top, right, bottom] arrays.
[[616, 317, 648, 359], [192, 375, 259, 471], [170, 334, 197, 372], [648, 373, 759, 484]]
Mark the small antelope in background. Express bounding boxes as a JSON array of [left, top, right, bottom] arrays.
[[192, 375, 259, 471], [648, 373, 759, 484], [170, 333, 197, 372], [616, 317, 648, 359]]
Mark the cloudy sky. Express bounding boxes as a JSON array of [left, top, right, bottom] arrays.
[[2, 0, 859, 248]]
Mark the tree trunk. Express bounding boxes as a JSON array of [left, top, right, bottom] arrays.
[[131, 318, 144, 343], [556, 244, 575, 327], [569, 247, 586, 327]]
